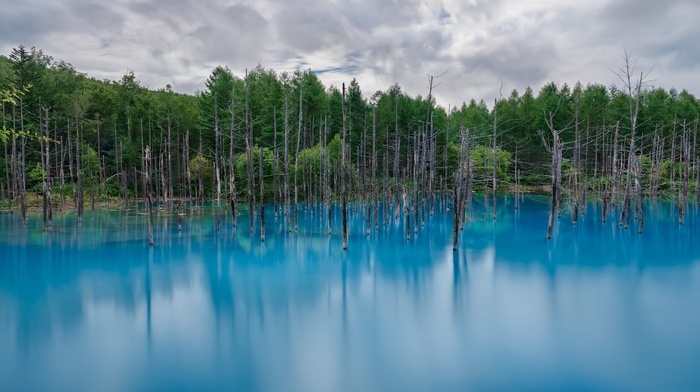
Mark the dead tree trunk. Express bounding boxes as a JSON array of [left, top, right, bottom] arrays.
[[273, 106, 278, 219], [384, 129, 390, 225], [421, 128, 428, 227], [372, 107, 378, 231], [692, 119, 699, 203], [229, 87, 237, 227], [284, 88, 291, 232], [167, 115, 173, 205], [611, 121, 620, 207], [464, 126, 472, 227], [394, 92, 400, 219], [582, 120, 589, 215], [66, 120, 74, 211], [260, 142, 265, 242], [214, 93, 222, 231], [41, 107, 48, 231], [429, 113, 436, 216], [514, 143, 519, 210], [294, 86, 303, 233], [613, 50, 646, 232], [244, 71, 255, 234], [19, 100, 27, 224], [547, 134, 561, 240], [671, 122, 677, 209], [326, 117, 332, 235], [10, 108, 17, 212], [633, 153, 644, 233], [543, 113, 562, 240], [120, 141, 128, 211], [452, 173, 460, 251], [364, 115, 371, 236], [183, 132, 189, 203], [403, 168, 410, 241], [413, 131, 419, 234], [695, 120, 699, 202], [492, 98, 497, 220], [145, 146, 154, 246], [341, 83, 348, 250], [75, 99, 84, 223], [573, 94, 580, 226], [2, 103, 9, 210], [683, 121, 690, 218], [602, 131, 610, 223], [394, 136, 401, 219]]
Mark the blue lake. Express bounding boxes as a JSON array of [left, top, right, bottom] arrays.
[[1, 197, 699, 392]]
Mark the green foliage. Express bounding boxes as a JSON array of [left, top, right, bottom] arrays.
[[0, 85, 29, 142], [233, 146, 275, 197], [189, 154, 213, 182], [28, 162, 46, 191], [293, 133, 343, 184], [470, 144, 512, 181], [1, 45, 700, 203]]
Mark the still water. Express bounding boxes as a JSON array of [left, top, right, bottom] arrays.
[[1, 197, 699, 392]]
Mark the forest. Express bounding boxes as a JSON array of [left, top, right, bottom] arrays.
[[1, 45, 699, 242]]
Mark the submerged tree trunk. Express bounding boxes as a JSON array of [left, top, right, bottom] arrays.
[[573, 94, 580, 226], [75, 100, 83, 223], [2, 103, 9, 210], [260, 142, 265, 242], [294, 86, 303, 233], [273, 106, 278, 219], [394, 92, 400, 219], [452, 173, 460, 251], [413, 131, 419, 234], [326, 117, 332, 235], [19, 100, 27, 224], [492, 98, 497, 220], [341, 83, 348, 250], [245, 71, 255, 235], [372, 107, 378, 232], [285, 89, 291, 232], [543, 112, 562, 240], [633, 153, 644, 233], [41, 107, 48, 231], [214, 93, 222, 231], [547, 134, 561, 240], [602, 131, 610, 223], [122, 163, 129, 211], [229, 88, 237, 227], [145, 146, 154, 246], [514, 143, 519, 210], [614, 51, 645, 232], [404, 169, 410, 241]]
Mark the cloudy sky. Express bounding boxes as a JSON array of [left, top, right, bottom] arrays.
[[1, 0, 698, 107]]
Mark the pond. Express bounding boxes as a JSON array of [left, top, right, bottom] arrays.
[[1, 196, 699, 391]]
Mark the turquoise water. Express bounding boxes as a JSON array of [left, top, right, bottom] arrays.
[[1, 197, 699, 392]]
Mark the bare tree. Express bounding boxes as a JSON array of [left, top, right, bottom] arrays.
[[611, 49, 649, 233], [144, 146, 154, 246], [229, 87, 237, 227], [341, 83, 348, 250], [541, 111, 565, 240]]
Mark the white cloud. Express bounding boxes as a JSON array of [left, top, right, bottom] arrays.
[[1, 0, 698, 107]]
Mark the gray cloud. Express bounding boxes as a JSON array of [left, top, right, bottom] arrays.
[[1, 0, 698, 107], [0, 2, 62, 45]]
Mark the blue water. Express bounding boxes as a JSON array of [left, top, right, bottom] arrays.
[[1, 197, 699, 392]]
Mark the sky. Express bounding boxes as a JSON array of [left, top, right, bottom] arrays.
[[1, 0, 698, 108]]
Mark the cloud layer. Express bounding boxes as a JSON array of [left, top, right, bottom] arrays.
[[2, 0, 698, 107]]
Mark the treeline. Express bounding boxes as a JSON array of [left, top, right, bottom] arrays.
[[1, 46, 699, 227]]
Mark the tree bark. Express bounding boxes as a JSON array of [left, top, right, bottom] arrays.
[[341, 83, 348, 250], [145, 146, 154, 246]]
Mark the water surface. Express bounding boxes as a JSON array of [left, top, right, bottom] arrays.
[[1, 197, 699, 391]]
